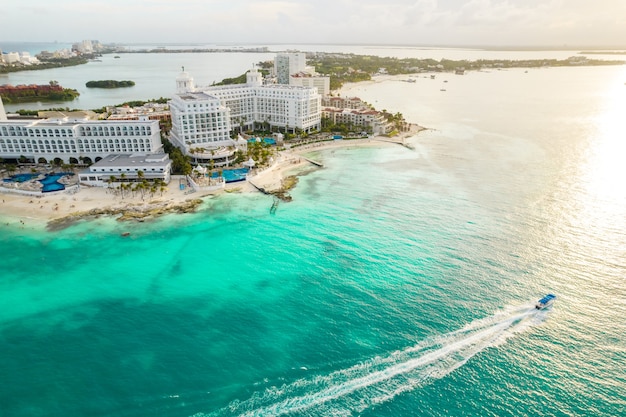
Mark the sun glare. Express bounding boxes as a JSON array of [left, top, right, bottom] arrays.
[[582, 79, 626, 201]]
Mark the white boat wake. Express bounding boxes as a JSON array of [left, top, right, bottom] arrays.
[[202, 304, 549, 417]]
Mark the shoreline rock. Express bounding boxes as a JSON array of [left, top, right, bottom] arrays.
[[46, 198, 203, 231]]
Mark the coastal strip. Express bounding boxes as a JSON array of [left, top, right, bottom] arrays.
[[1, 124, 425, 230]]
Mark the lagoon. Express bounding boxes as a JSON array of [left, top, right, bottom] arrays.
[[3, 42, 622, 112]]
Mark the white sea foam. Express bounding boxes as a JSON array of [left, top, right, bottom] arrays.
[[204, 304, 547, 417]]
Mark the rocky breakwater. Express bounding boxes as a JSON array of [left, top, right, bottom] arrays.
[[47, 198, 204, 230], [269, 175, 298, 202], [253, 175, 298, 202]]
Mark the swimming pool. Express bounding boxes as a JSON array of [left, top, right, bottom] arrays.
[[247, 138, 276, 145], [39, 172, 74, 192], [3, 173, 40, 183], [3, 172, 74, 192], [210, 168, 249, 183]]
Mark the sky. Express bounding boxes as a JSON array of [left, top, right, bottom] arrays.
[[2, 0, 626, 48]]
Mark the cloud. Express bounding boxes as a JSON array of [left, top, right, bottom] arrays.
[[403, 0, 442, 26], [2, 0, 626, 47]]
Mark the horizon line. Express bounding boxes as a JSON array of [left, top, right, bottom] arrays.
[[1, 40, 626, 52]]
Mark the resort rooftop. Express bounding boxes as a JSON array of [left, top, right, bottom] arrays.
[[92, 153, 169, 168]]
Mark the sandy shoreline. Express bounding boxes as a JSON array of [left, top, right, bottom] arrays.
[[0, 126, 424, 230]]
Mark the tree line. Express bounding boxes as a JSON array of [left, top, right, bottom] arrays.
[[86, 80, 135, 88]]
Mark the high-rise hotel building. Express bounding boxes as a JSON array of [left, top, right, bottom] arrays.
[[168, 67, 321, 164], [274, 52, 307, 85]]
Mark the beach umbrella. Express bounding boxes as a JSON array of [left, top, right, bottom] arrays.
[[193, 165, 207, 174]]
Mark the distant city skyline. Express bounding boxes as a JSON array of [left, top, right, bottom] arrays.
[[3, 0, 626, 48]]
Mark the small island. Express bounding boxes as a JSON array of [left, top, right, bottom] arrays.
[[86, 80, 135, 88]]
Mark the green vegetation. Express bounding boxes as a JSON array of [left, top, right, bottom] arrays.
[[121, 97, 170, 106], [246, 141, 275, 167], [12, 98, 170, 115], [86, 80, 136, 88], [213, 69, 269, 86], [321, 116, 365, 136], [213, 74, 247, 85], [0, 87, 79, 104], [13, 107, 82, 116], [306, 53, 626, 90], [162, 138, 192, 175], [106, 174, 168, 201]]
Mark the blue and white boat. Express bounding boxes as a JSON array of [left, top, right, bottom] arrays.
[[535, 294, 556, 309]]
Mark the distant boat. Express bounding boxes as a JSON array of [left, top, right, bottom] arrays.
[[535, 294, 556, 309], [440, 88, 446, 91], [114, 55, 120, 59]]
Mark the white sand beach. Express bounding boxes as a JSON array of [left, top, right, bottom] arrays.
[[0, 126, 423, 228]]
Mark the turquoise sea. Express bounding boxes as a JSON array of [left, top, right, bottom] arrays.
[[1, 48, 626, 416]]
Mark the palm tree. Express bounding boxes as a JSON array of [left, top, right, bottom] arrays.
[[119, 173, 127, 198], [182, 163, 192, 176], [140, 180, 149, 200]]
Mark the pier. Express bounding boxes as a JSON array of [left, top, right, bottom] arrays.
[[247, 180, 269, 195], [302, 157, 324, 167]]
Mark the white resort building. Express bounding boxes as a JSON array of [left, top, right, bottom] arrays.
[[168, 67, 321, 165], [0, 106, 163, 165], [289, 72, 330, 97], [323, 107, 392, 135], [78, 153, 172, 187], [321, 96, 395, 135], [272, 52, 331, 97]]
